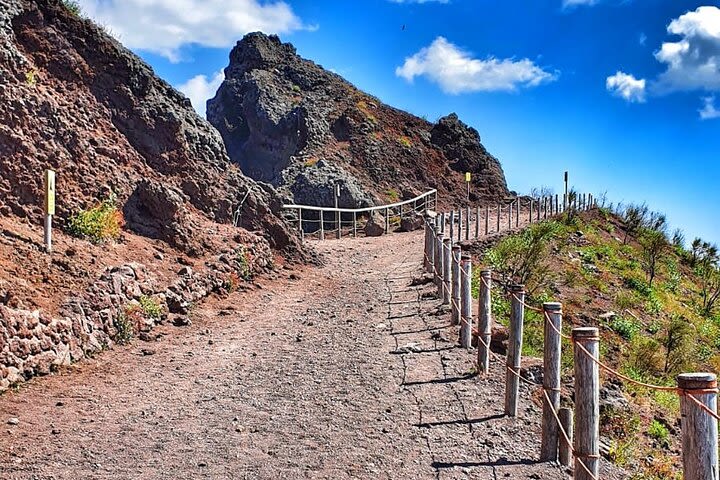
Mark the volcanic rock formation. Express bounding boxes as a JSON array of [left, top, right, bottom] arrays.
[[208, 32, 511, 209]]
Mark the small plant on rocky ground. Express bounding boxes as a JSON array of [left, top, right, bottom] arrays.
[[68, 197, 124, 243], [139, 295, 163, 321], [114, 306, 141, 345], [61, 0, 82, 16], [609, 315, 641, 340], [647, 419, 670, 448], [237, 246, 253, 280], [397, 136, 412, 148], [25, 69, 37, 86], [224, 272, 242, 292], [386, 188, 400, 202]]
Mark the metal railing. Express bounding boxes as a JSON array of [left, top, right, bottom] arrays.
[[283, 189, 438, 240]]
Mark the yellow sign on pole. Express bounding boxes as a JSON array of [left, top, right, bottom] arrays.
[[465, 172, 471, 182], [44, 169, 55, 215]]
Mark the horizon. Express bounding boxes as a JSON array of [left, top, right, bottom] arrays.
[[77, 0, 720, 245]]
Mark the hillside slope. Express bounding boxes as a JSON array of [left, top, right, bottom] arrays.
[[0, 0, 305, 391], [208, 33, 511, 209]]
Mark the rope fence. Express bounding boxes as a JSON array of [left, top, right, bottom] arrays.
[[421, 196, 719, 480]]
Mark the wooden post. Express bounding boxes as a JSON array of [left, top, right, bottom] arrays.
[[353, 211, 357, 237], [465, 206, 470, 240], [541, 302, 563, 462], [423, 221, 431, 272], [537, 198, 541, 222], [505, 285, 525, 417], [475, 206, 480, 238], [435, 233, 444, 292], [529, 200, 533, 224], [678, 373, 719, 480], [559, 408, 574, 467], [440, 212, 445, 235], [337, 210, 342, 239], [478, 269, 492, 374], [508, 202, 512, 230], [457, 208, 463, 240], [449, 210, 455, 241], [385, 207, 390, 234], [459, 255, 472, 349], [496, 204, 501, 232], [451, 246, 461, 325], [434, 190, 438, 211], [320, 210, 325, 240], [555, 194, 559, 216], [485, 205, 489, 235], [43, 169, 55, 254], [573, 327, 600, 480], [427, 224, 436, 276], [515, 198, 520, 227], [442, 238, 452, 306]]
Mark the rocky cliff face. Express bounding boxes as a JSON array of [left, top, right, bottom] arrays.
[[208, 33, 511, 209], [0, 0, 302, 256]]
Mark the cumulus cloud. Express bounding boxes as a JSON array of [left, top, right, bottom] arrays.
[[395, 37, 557, 94], [699, 96, 720, 119], [77, 0, 307, 62], [606, 71, 646, 103], [177, 70, 225, 117], [654, 6, 720, 93]]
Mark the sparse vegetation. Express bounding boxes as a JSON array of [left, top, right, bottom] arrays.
[[386, 188, 400, 202], [25, 69, 37, 86], [396, 136, 412, 148], [237, 245, 252, 280], [61, 0, 82, 16], [139, 295, 163, 321], [68, 197, 125, 243]]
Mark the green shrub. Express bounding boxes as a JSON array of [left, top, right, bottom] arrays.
[[68, 198, 124, 243], [386, 189, 400, 202], [139, 295, 163, 320], [623, 276, 653, 297], [114, 309, 137, 345], [610, 315, 641, 340], [397, 136, 412, 148], [237, 246, 252, 280], [647, 419, 670, 448]]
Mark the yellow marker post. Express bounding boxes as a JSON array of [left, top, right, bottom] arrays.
[[44, 169, 55, 253], [465, 172, 471, 200]]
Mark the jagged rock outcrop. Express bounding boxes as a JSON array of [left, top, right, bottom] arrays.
[[0, 0, 302, 256], [208, 32, 511, 209]]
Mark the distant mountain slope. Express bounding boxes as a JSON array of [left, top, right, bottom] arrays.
[[208, 33, 511, 209], [0, 0, 301, 256]]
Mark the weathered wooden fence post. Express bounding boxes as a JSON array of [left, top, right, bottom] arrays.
[[320, 210, 325, 240], [559, 407, 574, 467], [537, 198, 541, 222], [450, 210, 455, 241], [424, 220, 432, 272], [515, 198, 520, 227], [440, 212, 446, 235], [478, 269, 492, 374], [457, 208, 463, 240], [434, 232, 444, 291], [496, 204, 501, 232], [475, 206, 480, 238], [451, 246, 462, 325], [442, 238, 452, 306], [485, 205, 490, 235], [385, 207, 390, 234], [529, 200, 533, 224], [508, 202, 512, 230], [678, 372, 719, 480], [505, 285, 525, 417], [352, 211, 357, 237], [465, 206, 470, 240], [298, 208, 304, 242], [541, 302, 563, 462], [573, 327, 600, 480], [459, 255, 473, 349], [555, 194, 559, 216]]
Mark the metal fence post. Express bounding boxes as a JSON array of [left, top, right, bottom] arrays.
[[442, 238, 452, 306], [451, 246, 462, 325]]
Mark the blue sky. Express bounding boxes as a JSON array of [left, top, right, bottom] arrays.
[[78, 0, 720, 244]]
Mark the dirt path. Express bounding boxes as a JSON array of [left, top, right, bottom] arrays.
[[0, 231, 623, 479]]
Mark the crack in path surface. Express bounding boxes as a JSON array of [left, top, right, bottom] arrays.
[[0, 231, 625, 479]]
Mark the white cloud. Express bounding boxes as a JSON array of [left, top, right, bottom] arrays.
[[562, 0, 599, 8], [77, 0, 307, 62], [395, 37, 557, 94], [606, 71, 646, 103], [177, 70, 225, 117], [699, 95, 720, 119], [654, 6, 720, 93]]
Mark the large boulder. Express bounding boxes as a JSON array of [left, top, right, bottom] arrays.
[[364, 212, 385, 237], [400, 212, 424, 232]]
